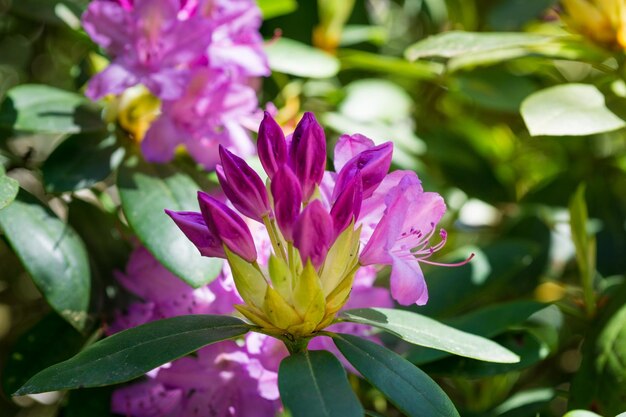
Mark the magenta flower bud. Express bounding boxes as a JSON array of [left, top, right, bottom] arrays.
[[293, 200, 333, 268], [197, 191, 257, 262], [271, 165, 303, 241], [330, 171, 363, 237], [218, 145, 270, 222], [289, 112, 326, 200], [257, 111, 287, 179], [333, 142, 393, 201], [165, 209, 226, 259]]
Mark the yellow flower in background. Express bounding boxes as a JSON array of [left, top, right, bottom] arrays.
[[104, 85, 161, 142], [562, 0, 626, 49]]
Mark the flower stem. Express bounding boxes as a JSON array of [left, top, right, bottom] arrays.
[[283, 335, 310, 355], [263, 215, 287, 260]]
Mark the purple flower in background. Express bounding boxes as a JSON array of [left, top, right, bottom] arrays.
[[82, 0, 269, 168]]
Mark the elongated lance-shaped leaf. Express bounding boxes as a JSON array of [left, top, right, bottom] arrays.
[[278, 350, 363, 417], [14, 315, 249, 395], [340, 308, 519, 363], [333, 333, 459, 417]]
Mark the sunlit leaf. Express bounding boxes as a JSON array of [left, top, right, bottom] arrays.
[[265, 38, 340, 78], [0, 166, 18, 210], [405, 31, 554, 61], [0, 85, 104, 133], [521, 84, 625, 136], [340, 308, 519, 363]]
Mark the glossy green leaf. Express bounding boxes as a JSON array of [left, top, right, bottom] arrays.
[[521, 84, 626, 136], [334, 334, 459, 417], [2, 313, 86, 397], [42, 133, 123, 192], [405, 31, 554, 61], [407, 301, 547, 364], [340, 308, 519, 363], [0, 84, 104, 133], [278, 350, 363, 417], [265, 38, 340, 78], [14, 315, 249, 395], [117, 157, 222, 288], [422, 331, 549, 377], [0, 190, 90, 330], [257, 0, 297, 19], [0, 166, 18, 210]]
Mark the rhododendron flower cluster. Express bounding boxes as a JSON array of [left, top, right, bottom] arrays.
[[109, 245, 390, 416], [167, 112, 470, 341], [82, 0, 269, 168]]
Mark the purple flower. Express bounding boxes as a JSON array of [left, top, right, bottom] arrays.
[[168, 112, 469, 330], [271, 165, 302, 241], [293, 200, 334, 268], [140, 68, 259, 169], [197, 191, 257, 262], [217, 145, 271, 222], [258, 111, 287, 179], [82, 0, 269, 168], [83, 0, 213, 100], [289, 112, 327, 201]]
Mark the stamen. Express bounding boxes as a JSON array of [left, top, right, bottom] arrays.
[[418, 253, 475, 267]]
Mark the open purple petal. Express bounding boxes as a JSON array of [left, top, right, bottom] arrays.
[[333, 142, 393, 201], [390, 256, 428, 306], [333, 134, 375, 172]]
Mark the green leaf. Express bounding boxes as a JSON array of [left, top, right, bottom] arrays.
[[521, 84, 626, 136], [117, 157, 222, 288], [333, 334, 459, 417], [0, 85, 104, 134], [569, 183, 596, 316], [42, 133, 124, 193], [338, 50, 443, 80], [0, 190, 90, 330], [257, 0, 298, 19], [14, 315, 249, 395], [265, 38, 340, 78], [0, 166, 18, 210], [563, 411, 603, 417], [340, 308, 519, 363], [2, 313, 86, 396], [422, 330, 549, 378], [278, 350, 363, 417], [407, 301, 547, 364], [339, 79, 412, 122], [405, 31, 555, 61]]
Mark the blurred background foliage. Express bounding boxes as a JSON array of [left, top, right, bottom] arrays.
[[1, 0, 626, 416]]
